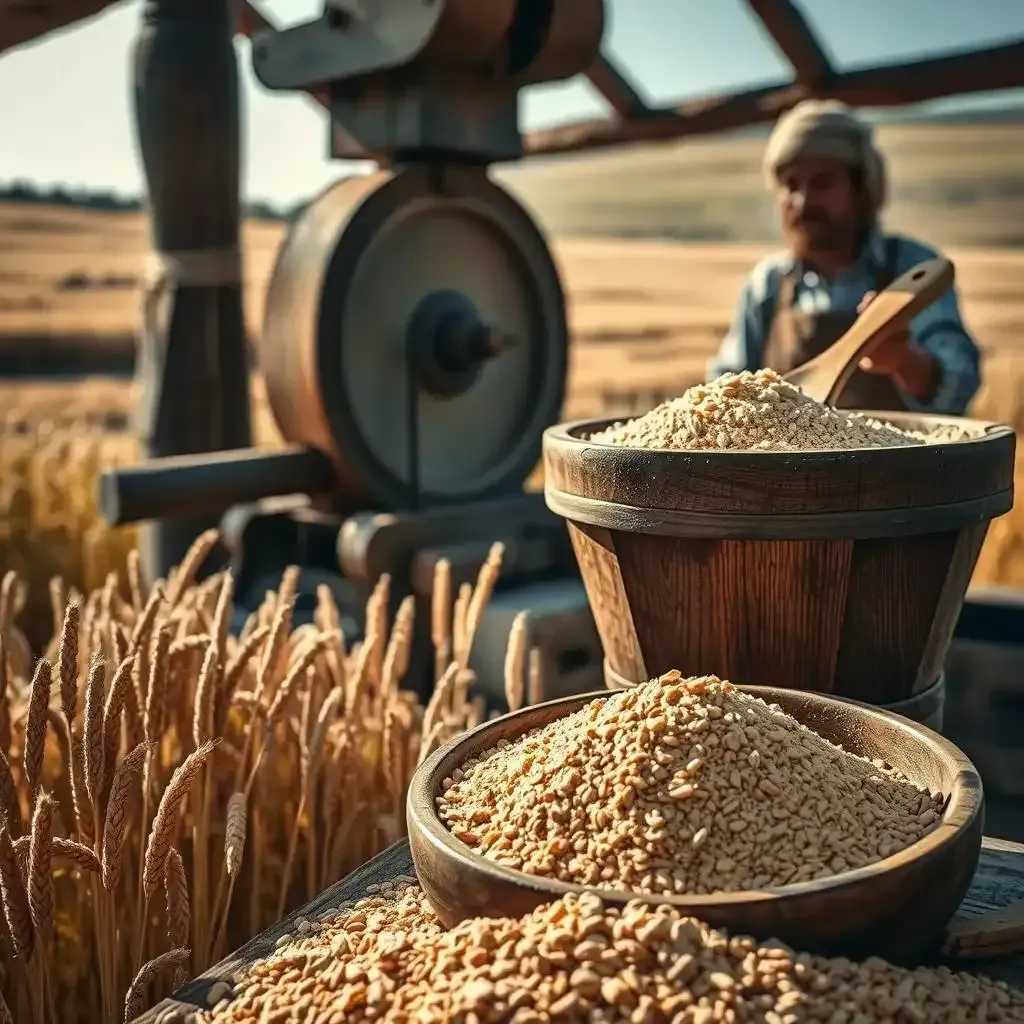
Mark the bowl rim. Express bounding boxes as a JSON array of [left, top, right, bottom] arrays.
[[544, 412, 1015, 457], [408, 685, 984, 912]]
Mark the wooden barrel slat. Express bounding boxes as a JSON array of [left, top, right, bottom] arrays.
[[543, 412, 1016, 710]]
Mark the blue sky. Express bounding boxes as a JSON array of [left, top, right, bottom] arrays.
[[1, 0, 1022, 205]]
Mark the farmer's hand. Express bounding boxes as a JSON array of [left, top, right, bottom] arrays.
[[856, 290, 939, 400]]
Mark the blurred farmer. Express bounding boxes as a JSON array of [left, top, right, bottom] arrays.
[[709, 100, 981, 413]]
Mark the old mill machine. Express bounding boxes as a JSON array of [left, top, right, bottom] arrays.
[[101, 0, 608, 704]]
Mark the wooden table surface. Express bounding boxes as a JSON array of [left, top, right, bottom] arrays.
[[138, 835, 1024, 1022]]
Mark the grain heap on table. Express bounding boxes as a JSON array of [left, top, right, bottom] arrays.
[[193, 878, 1024, 1023], [437, 673, 945, 895], [587, 368, 923, 451]]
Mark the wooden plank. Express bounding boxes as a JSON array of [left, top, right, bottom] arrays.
[[137, 835, 1024, 1021], [524, 41, 1024, 157], [585, 53, 650, 118], [134, 842, 415, 1022], [0, 0, 120, 56], [746, 0, 834, 85]]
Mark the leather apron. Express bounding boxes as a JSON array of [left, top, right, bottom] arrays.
[[762, 237, 907, 411]]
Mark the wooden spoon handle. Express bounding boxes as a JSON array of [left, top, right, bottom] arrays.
[[783, 258, 954, 406]]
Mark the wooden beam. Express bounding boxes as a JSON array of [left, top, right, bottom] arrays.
[[523, 40, 1024, 158], [585, 52, 649, 118], [746, 0, 833, 85], [0, 0, 121, 56]]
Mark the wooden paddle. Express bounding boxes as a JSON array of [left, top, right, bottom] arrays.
[[783, 257, 955, 405]]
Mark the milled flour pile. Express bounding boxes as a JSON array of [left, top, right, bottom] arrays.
[[191, 877, 1024, 1023], [587, 369, 927, 451], [437, 674, 944, 895]]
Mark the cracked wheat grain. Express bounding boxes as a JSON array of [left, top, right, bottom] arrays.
[[588, 369, 924, 451], [437, 674, 945, 895], [191, 881, 1024, 1023]]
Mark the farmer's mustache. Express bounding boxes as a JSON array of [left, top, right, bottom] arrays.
[[790, 207, 831, 227]]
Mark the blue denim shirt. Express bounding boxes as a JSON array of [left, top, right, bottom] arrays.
[[708, 233, 982, 415]]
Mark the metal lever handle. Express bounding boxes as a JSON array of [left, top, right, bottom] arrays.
[[98, 445, 336, 526]]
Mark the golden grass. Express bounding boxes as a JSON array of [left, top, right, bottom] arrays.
[[0, 531, 524, 1023]]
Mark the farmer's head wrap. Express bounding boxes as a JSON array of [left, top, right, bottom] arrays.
[[763, 100, 887, 215]]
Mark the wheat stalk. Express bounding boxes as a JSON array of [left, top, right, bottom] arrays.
[[56, 603, 80, 726], [142, 741, 217, 900], [0, 522, 513, 1020], [122, 948, 190, 1024], [23, 660, 52, 802]]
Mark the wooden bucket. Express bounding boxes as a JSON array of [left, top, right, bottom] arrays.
[[542, 413, 1015, 716]]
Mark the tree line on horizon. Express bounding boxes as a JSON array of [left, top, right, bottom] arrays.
[[0, 179, 298, 221]]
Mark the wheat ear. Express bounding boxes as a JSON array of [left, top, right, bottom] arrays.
[[122, 948, 190, 1024]]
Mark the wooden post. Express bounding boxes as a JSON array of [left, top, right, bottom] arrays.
[[131, 0, 252, 581]]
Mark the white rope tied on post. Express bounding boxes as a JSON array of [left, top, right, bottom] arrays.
[[139, 247, 245, 452]]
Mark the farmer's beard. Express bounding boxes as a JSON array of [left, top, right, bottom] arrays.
[[784, 211, 860, 271]]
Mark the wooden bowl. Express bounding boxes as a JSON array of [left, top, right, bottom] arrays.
[[541, 413, 1015, 707], [408, 686, 984, 961]]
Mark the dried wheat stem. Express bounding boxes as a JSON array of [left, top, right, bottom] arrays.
[[142, 741, 217, 900], [101, 741, 151, 891], [52, 838, 101, 874], [212, 573, 234, 658], [143, 626, 171, 748], [367, 574, 390, 690], [382, 700, 404, 809], [47, 575, 65, 631], [0, 631, 9, 756], [304, 687, 343, 790], [431, 558, 453, 685], [381, 595, 415, 701], [421, 662, 459, 745], [127, 549, 145, 612], [122, 948, 190, 1024], [504, 611, 529, 714], [101, 653, 137, 792], [264, 634, 331, 731], [209, 792, 247, 964], [27, 793, 55, 944], [253, 595, 294, 703], [129, 583, 164, 656], [0, 824, 33, 959], [0, 572, 17, 636], [163, 849, 190, 950], [0, 749, 20, 838], [417, 721, 448, 766], [56, 602, 81, 725], [216, 624, 269, 733], [83, 653, 107, 825], [192, 642, 218, 748], [166, 528, 219, 605], [344, 634, 375, 718], [451, 583, 472, 668], [462, 542, 505, 666], [23, 660, 52, 802]]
